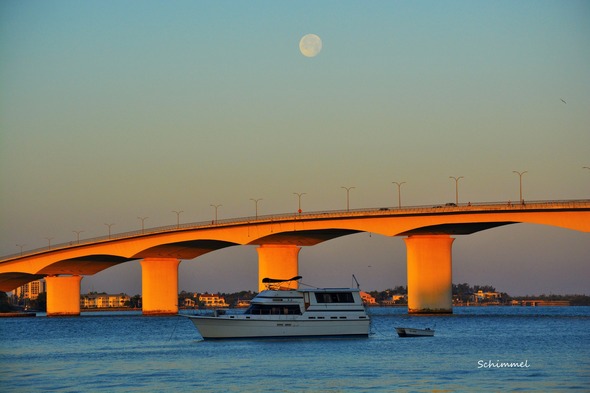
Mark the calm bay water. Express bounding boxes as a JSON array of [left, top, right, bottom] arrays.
[[1, 307, 589, 392]]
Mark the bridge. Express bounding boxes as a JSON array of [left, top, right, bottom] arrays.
[[2, 200, 589, 316]]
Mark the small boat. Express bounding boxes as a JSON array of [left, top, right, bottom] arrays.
[[395, 327, 435, 337], [185, 276, 370, 339]]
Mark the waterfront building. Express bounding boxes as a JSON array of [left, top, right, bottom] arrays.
[[183, 298, 196, 307], [474, 290, 501, 303], [360, 291, 377, 305], [236, 299, 251, 308], [80, 293, 131, 309], [14, 279, 46, 301], [392, 294, 407, 303], [380, 294, 407, 306], [198, 293, 228, 308]]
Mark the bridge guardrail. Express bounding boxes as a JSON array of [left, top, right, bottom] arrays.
[[2, 199, 589, 262]]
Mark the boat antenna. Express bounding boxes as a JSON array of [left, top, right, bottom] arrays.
[[352, 274, 360, 289]]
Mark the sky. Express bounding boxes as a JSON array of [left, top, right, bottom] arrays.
[[1, 1, 589, 297]]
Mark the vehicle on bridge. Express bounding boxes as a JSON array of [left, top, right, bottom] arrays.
[[185, 276, 370, 339]]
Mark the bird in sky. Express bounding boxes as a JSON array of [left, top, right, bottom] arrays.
[[560, 98, 567, 104]]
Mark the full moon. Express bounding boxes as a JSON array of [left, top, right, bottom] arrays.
[[299, 34, 322, 57]]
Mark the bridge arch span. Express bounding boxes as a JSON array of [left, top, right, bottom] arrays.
[[1, 201, 588, 315]]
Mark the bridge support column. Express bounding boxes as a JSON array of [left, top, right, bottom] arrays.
[[256, 245, 300, 291], [46, 275, 82, 316], [140, 258, 180, 315], [404, 235, 454, 314]]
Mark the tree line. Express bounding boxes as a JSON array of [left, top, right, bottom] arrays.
[[2, 284, 590, 313]]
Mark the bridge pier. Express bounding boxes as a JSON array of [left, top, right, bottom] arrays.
[[46, 275, 82, 316], [256, 245, 300, 291], [140, 258, 180, 315], [404, 235, 454, 314]]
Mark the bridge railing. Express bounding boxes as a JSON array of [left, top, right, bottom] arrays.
[[2, 199, 589, 262]]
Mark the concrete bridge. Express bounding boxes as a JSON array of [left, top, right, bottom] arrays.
[[2, 200, 589, 316]]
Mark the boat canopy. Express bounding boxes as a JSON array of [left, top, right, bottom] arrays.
[[261, 276, 302, 284]]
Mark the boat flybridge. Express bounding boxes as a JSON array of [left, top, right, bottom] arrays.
[[186, 276, 370, 339]]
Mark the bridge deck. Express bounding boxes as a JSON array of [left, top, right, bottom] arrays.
[[2, 200, 589, 262]]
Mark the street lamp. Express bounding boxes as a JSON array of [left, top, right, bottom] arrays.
[[172, 210, 184, 228], [250, 198, 262, 220], [341, 186, 355, 211], [44, 237, 53, 250], [293, 192, 306, 214], [449, 176, 464, 205], [16, 244, 26, 256], [392, 181, 406, 208], [513, 171, 527, 204], [73, 230, 84, 244], [210, 204, 222, 224], [137, 216, 149, 234], [104, 223, 115, 239]]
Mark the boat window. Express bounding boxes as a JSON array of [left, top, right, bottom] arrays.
[[244, 304, 302, 315], [314, 292, 355, 303]]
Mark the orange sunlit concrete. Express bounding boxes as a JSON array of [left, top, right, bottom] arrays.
[[257, 245, 300, 291], [1, 201, 589, 315], [405, 235, 454, 314], [140, 258, 180, 315], [46, 275, 83, 316]]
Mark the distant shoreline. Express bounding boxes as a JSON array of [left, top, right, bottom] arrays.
[[0, 312, 36, 318], [2, 303, 585, 317], [81, 307, 141, 312]]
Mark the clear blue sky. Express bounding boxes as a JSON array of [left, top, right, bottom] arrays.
[[1, 1, 589, 296]]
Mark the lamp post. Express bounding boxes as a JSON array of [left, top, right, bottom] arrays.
[[73, 230, 84, 244], [250, 198, 262, 220], [513, 171, 527, 204], [341, 186, 355, 211], [449, 176, 464, 205], [172, 210, 183, 228], [210, 204, 222, 224], [137, 216, 149, 234], [16, 244, 26, 256], [293, 192, 306, 214], [44, 237, 53, 250], [104, 223, 115, 239], [392, 181, 406, 208]]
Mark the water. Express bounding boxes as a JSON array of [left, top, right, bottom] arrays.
[[1, 307, 589, 392]]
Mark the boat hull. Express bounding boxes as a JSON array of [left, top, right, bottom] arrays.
[[395, 327, 434, 337], [187, 315, 370, 339]]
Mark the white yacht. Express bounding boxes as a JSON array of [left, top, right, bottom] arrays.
[[186, 276, 370, 339]]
